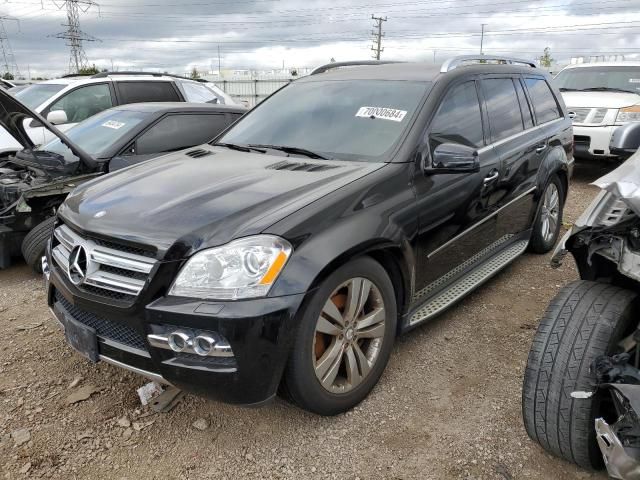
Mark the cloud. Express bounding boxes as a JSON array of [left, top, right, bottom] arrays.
[[3, 0, 640, 78]]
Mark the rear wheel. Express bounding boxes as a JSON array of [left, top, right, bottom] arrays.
[[21, 217, 55, 274], [522, 280, 638, 470], [529, 175, 564, 254], [283, 257, 396, 415]]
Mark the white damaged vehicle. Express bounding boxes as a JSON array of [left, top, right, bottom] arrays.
[[523, 122, 640, 478]]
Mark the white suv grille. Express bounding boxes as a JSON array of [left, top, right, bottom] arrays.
[[52, 224, 157, 300], [567, 107, 610, 125]]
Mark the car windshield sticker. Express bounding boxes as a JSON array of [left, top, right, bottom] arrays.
[[102, 120, 126, 129], [355, 106, 407, 122]]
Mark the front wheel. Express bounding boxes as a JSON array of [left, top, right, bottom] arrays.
[[283, 257, 397, 415], [21, 217, 56, 274], [528, 175, 564, 254]]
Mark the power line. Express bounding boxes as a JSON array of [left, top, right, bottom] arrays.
[[371, 14, 387, 60], [50, 0, 100, 73]]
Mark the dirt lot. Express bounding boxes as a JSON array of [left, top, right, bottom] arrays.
[[0, 161, 617, 479]]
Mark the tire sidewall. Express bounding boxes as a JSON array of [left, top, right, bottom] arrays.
[[286, 257, 397, 415]]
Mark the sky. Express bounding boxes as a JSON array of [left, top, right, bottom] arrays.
[[1, 0, 640, 78]]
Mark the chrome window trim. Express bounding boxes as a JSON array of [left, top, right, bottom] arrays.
[[427, 186, 537, 259], [477, 117, 564, 153]]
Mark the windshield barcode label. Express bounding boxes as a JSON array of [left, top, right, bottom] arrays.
[[355, 107, 407, 122]]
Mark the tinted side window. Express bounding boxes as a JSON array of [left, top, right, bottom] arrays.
[[481, 78, 524, 142], [524, 77, 560, 124], [429, 81, 483, 150], [117, 81, 181, 104], [136, 114, 229, 155], [49, 83, 113, 124], [514, 78, 534, 129]]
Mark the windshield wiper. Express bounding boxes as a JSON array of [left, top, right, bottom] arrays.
[[579, 87, 638, 94], [214, 142, 266, 153], [249, 144, 331, 160]]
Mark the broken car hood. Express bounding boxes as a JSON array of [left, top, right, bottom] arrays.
[[59, 147, 385, 258], [0, 89, 95, 168], [593, 149, 640, 217]]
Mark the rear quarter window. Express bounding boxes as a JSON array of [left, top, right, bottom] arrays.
[[116, 81, 181, 104], [524, 77, 561, 124]]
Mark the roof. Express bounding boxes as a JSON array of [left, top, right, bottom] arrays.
[[112, 102, 246, 114], [298, 61, 544, 83], [562, 62, 640, 69], [37, 73, 197, 86]]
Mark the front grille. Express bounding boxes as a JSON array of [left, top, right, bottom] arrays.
[[51, 223, 157, 301], [568, 106, 610, 125], [55, 291, 147, 351]]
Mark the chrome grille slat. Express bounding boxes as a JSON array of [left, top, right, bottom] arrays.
[[52, 224, 157, 300]]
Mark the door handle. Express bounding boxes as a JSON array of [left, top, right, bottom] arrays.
[[535, 143, 548, 153], [483, 170, 499, 185]]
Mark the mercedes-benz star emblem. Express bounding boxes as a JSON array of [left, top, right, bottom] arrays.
[[68, 245, 88, 286]]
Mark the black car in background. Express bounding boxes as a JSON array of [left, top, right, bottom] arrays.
[[0, 93, 245, 272], [46, 56, 573, 415]]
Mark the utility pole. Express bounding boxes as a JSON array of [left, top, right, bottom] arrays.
[[370, 15, 387, 60], [0, 16, 21, 78], [51, 0, 100, 74], [217, 44, 221, 75], [480, 23, 487, 55]]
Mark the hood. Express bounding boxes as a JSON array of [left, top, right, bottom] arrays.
[[561, 91, 640, 109], [0, 89, 96, 168], [60, 146, 385, 258]]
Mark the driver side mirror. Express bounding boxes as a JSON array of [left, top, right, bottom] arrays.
[[427, 143, 479, 174], [610, 122, 640, 160], [46, 110, 68, 125]]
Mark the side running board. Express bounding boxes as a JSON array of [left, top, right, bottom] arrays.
[[409, 240, 529, 326]]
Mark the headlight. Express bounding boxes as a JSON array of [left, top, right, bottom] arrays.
[[616, 105, 640, 123], [168, 235, 292, 300]]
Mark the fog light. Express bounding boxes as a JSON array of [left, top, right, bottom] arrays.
[[193, 335, 216, 356], [167, 332, 190, 352]]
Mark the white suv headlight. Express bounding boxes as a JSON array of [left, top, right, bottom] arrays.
[[169, 235, 292, 300], [616, 105, 640, 123]]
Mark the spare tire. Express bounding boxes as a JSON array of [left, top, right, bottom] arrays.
[[522, 280, 638, 470], [21, 217, 55, 274]]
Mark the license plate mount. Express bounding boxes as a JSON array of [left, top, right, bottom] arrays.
[[61, 311, 99, 363]]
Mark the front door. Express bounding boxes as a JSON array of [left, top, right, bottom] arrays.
[[412, 78, 502, 298]]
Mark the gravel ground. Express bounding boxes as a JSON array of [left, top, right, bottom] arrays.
[[0, 161, 617, 479]]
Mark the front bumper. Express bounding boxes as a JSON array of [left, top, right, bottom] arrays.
[[573, 124, 617, 158], [47, 256, 307, 406]]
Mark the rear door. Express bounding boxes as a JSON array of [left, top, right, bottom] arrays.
[[412, 78, 502, 293], [480, 76, 543, 239]]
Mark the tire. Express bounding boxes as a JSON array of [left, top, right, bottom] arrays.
[[21, 217, 55, 274], [522, 280, 638, 470], [282, 256, 397, 415], [528, 174, 564, 254]]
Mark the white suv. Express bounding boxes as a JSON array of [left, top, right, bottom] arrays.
[[554, 62, 640, 159], [3, 72, 236, 151]]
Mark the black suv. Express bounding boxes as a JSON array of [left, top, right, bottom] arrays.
[[45, 56, 573, 415]]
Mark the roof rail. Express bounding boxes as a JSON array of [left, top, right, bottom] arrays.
[[440, 55, 536, 73], [61, 73, 95, 78], [310, 60, 404, 75], [90, 71, 209, 83]]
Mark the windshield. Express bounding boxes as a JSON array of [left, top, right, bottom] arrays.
[[554, 66, 640, 94], [38, 108, 150, 161], [218, 79, 430, 161], [14, 83, 66, 109]]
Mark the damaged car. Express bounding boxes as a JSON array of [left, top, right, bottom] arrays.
[[0, 91, 244, 272], [523, 122, 640, 478]]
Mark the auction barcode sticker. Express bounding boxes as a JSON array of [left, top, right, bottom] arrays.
[[355, 106, 407, 122], [102, 120, 126, 130]]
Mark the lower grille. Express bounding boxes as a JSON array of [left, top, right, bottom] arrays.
[[55, 291, 147, 351], [574, 135, 590, 146]]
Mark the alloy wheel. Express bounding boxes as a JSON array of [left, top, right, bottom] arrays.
[[312, 277, 386, 394], [540, 183, 560, 243]]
